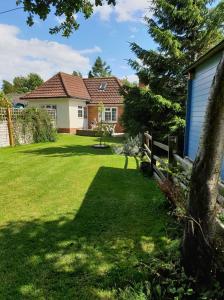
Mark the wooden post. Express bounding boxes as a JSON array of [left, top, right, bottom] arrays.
[[150, 133, 155, 176], [168, 135, 178, 178], [145, 131, 149, 148], [6, 107, 14, 147]]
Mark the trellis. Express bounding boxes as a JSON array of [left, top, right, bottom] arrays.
[[0, 108, 56, 147]]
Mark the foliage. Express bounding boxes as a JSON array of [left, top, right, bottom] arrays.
[[126, 0, 224, 143], [88, 56, 112, 78], [116, 241, 224, 300], [113, 135, 142, 157], [129, 0, 224, 106], [15, 108, 57, 144], [2, 80, 14, 94], [2, 73, 43, 94], [121, 85, 184, 140], [72, 70, 82, 77], [218, 212, 224, 223], [17, 0, 116, 36], [0, 92, 12, 108]]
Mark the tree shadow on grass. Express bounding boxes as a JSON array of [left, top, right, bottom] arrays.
[[0, 167, 178, 299], [21, 144, 114, 157]]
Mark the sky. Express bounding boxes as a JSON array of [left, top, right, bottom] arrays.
[[0, 0, 156, 84]]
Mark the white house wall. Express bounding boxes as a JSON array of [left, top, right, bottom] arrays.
[[69, 99, 88, 129], [27, 98, 70, 128]]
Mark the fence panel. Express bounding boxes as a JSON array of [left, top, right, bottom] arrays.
[[0, 108, 9, 147], [0, 107, 57, 148]]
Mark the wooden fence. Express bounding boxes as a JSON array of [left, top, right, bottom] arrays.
[[143, 131, 224, 206], [0, 107, 56, 147]]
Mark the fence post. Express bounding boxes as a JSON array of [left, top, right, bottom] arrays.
[[168, 135, 178, 178], [6, 107, 14, 147], [150, 133, 155, 176]]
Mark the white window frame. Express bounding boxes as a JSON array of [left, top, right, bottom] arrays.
[[77, 106, 87, 119], [41, 104, 57, 110], [102, 107, 117, 123], [78, 106, 83, 118]]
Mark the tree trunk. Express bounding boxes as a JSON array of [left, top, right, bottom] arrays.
[[182, 53, 224, 281]]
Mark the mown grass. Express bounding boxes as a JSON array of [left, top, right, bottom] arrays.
[[0, 134, 178, 299]]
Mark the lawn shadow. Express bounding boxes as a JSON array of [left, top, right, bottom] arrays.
[[0, 167, 177, 299], [20, 136, 124, 157], [21, 144, 114, 157]]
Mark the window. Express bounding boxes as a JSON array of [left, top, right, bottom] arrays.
[[99, 82, 107, 91], [84, 107, 87, 119], [78, 106, 87, 118], [41, 104, 57, 110], [103, 107, 117, 122], [78, 106, 83, 118]]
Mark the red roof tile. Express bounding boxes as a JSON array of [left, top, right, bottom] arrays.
[[21, 73, 123, 104], [83, 77, 123, 104], [21, 72, 91, 100]]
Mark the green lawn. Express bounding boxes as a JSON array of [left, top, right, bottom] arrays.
[[0, 135, 177, 299]]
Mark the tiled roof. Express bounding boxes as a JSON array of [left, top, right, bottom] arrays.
[[21, 73, 123, 104], [84, 77, 123, 104], [21, 72, 91, 100]]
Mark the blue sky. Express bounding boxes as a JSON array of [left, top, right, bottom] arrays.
[[0, 0, 156, 83]]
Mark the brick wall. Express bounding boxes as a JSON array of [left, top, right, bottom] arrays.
[[87, 105, 124, 133]]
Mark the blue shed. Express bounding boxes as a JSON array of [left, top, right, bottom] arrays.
[[184, 40, 224, 179]]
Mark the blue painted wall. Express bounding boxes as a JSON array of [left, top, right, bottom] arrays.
[[186, 51, 224, 179]]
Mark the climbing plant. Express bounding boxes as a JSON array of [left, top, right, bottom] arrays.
[[14, 108, 57, 144]]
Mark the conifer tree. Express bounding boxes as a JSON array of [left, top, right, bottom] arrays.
[[129, 0, 224, 104], [88, 57, 112, 78]]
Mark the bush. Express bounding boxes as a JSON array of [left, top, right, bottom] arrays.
[[14, 108, 57, 144], [120, 85, 185, 142]]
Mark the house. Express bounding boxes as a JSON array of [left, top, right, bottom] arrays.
[[20, 72, 124, 133], [184, 39, 224, 178]]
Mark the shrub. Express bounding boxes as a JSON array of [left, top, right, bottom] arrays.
[[14, 108, 57, 144]]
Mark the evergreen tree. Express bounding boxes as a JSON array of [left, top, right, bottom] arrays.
[[129, 0, 224, 104], [72, 70, 82, 77], [88, 57, 112, 78]]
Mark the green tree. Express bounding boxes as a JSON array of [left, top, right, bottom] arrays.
[[2, 73, 43, 94], [129, 0, 224, 105], [2, 80, 14, 94], [72, 70, 82, 77], [121, 85, 184, 141], [88, 57, 112, 78], [17, 0, 116, 37], [0, 92, 11, 108]]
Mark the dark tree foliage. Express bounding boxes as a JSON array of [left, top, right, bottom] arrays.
[[72, 70, 82, 77], [2, 81, 14, 94], [121, 85, 184, 141], [88, 56, 112, 78], [17, 0, 116, 36], [2, 73, 43, 94], [129, 0, 224, 105], [16, 108, 57, 143]]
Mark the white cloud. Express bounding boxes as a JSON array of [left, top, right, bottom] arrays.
[[79, 46, 102, 54], [123, 74, 139, 83], [129, 34, 135, 39], [95, 0, 152, 23], [0, 24, 101, 82]]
